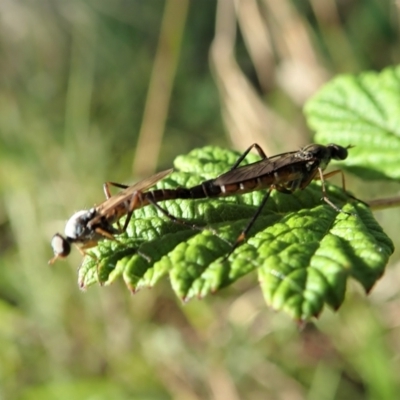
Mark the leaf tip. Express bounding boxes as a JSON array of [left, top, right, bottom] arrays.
[[296, 319, 308, 330], [78, 280, 87, 291], [126, 283, 138, 294]]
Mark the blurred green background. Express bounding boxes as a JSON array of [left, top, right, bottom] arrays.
[[1, 0, 400, 399]]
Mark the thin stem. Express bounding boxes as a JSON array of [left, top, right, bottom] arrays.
[[366, 196, 400, 210]]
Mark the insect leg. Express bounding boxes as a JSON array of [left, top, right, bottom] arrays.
[[102, 181, 132, 230], [223, 187, 272, 260], [146, 197, 232, 246], [103, 181, 129, 199], [317, 168, 354, 215], [118, 191, 145, 232], [321, 169, 368, 207], [229, 143, 268, 170], [94, 227, 118, 241], [320, 169, 346, 190], [317, 169, 367, 209], [147, 197, 207, 232], [119, 210, 134, 233]]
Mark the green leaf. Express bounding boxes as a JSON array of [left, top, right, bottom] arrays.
[[305, 65, 400, 181], [78, 146, 393, 321]]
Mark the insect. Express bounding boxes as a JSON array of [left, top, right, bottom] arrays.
[[50, 143, 353, 264], [49, 169, 177, 264], [163, 143, 354, 256]]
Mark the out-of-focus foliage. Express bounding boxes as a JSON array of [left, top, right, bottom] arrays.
[[1, 0, 400, 399], [306, 66, 400, 180]]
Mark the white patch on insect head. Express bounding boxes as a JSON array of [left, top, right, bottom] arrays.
[[64, 210, 90, 239], [51, 234, 66, 255]]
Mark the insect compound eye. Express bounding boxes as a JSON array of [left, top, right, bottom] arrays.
[[328, 144, 349, 160], [51, 233, 71, 258]]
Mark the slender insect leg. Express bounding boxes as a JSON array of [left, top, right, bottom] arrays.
[[229, 143, 268, 170], [119, 191, 145, 232], [321, 170, 368, 207], [120, 210, 133, 232], [95, 227, 118, 241], [103, 181, 129, 199], [317, 168, 354, 215], [103, 181, 132, 230], [146, 198, 232, 246], [147, 198, 202, 230], [223, 188, 272, 260], [103, 185, 146, 232], [100, 217, 152, 263], [320, 170, 345, 190]]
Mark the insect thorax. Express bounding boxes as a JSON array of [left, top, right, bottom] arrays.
[[64, 209, 97, 242]]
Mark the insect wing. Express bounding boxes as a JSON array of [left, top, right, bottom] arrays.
[[94, 168, 173, 218], [214, 151, 309, 185]]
